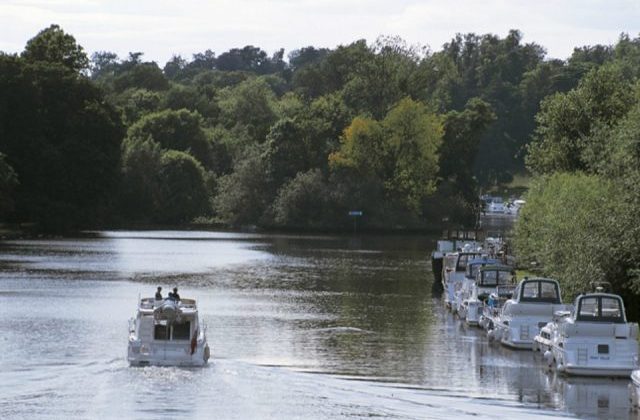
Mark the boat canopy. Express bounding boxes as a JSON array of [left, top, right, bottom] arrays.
[[455, 252, 484, 272], [465, 257, 499, 279], [477, 265, 514, 287], [514, 278, 562, 304], [574, 293, 626, 324]]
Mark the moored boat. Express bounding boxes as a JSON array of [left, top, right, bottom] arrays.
[[538, 293, 639, 377], [489, 277, 571, 349], [454, 257, 500, 319], [128, 296, 211, 367], [461, 264, 515, 326], [431, 229, 483, 288]]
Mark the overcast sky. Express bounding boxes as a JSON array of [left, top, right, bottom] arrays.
[[2, 0, 639, 65]]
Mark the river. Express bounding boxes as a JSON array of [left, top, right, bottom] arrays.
[[0, 229, 635, 419]]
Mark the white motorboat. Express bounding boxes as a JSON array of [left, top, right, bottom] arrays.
[[431, 229, 483, 287], [489, 277, 571, 349], [128, 296, 211, 367], [461, 264, 514, 326], [454, 257, 500, 319], [479, 284, 517, 331], [442, 249, 484, 310], [538, 293, 638, 377]]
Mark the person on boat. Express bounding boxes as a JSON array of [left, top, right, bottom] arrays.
[[169, 287, 181, 301], [155, 286, 163, 300]]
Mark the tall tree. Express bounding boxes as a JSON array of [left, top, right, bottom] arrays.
[[22, 24, 89, 73]]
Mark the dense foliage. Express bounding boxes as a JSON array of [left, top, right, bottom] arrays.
[[2, 25, 637, 234], [516, 39, 640, 318]]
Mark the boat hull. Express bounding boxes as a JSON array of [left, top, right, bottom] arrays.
[[128, 342, 211, 367]]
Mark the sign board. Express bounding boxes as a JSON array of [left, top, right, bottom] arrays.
[[348, 211, 363, 216]]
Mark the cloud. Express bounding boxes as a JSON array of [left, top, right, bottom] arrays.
[[1, 0, 638, 64]]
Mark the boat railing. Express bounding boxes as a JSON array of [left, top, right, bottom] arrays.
[[138, 297, 198, 310]]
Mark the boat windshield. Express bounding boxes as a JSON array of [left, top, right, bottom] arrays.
[[154, 320, 192, 340], [519, 280, 560, 303], [577, 296, 625, 323], [456, 253, 482, 271], [480, 269, 513, 286]]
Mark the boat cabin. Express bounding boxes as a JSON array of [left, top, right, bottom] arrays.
[[450, 252, 484, 273], [465, 257, 499, 280], [131, 298, 200, 347], [514, 278, 562, 304], [476, 265, 515, 287], [574, 293, 626, 324]]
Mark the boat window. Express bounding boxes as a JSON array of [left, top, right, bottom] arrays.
[[540, 282, 558, 300], [577, 296, 625, 323], [482, 270, 498, 286], [522, 282, 538, 299], [601, 297, 623, 320], [457, 254, 480, 271], [578, 297, 599, 319], [457, 254, 470, 270], [154, 324, 169, 340], [172, 321, 191, 340], [520, 281, 560, 303]]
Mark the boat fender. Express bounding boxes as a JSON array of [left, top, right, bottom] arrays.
[[557, 362, 565, 373], [204, 344, 210, 362], [488, 329, 495, 342]]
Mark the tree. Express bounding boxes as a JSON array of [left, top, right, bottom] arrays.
[[119, 136, 163, 221], [330, 97, 443, 214], [272, 169, 334, 228], [155, 151, 211, 223], [127, 109, 214, 169], [214, 146, 271, 226], [0, 153, 19, 218], [263, 118, 309, 186], [113, 61, 169, 92], [22, 24, 89, 73], [0, 53, 124, 230], [514, 173, 631, 302], [90, 51, 119, 80], [526, 63, 635, 175], [163, 54, 188, 80], [217, 77, 278, 142]]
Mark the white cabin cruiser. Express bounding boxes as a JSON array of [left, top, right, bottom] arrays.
[[442, 249, 484, 310], [431, 229, 483, 287], [489, 278, 571, 349], [128, 296, 211, 367], [479, 284, 517, 331], [454, 257, 499, 320], [539, 293, 638, 377], [461, 264, 514, 326]]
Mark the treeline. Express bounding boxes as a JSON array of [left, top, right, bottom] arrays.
[[514, 35, 640, 318], [0, 24, 626, 231]]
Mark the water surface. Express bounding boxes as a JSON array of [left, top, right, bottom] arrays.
[[0, 230, 633, 419]]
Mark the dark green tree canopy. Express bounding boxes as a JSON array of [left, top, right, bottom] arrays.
[[127, 109, 213, 169], [22, 24, 89, 73]]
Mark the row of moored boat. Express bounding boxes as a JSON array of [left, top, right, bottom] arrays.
[[432, 230, 640, 389]]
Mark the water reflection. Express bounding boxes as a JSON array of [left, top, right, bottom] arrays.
[[0, 230, 635, 419]]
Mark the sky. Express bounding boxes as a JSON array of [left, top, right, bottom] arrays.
[[1, 0, 639, 65]]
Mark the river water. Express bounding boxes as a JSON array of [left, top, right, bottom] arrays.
[[0, 228, 635, 419]]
